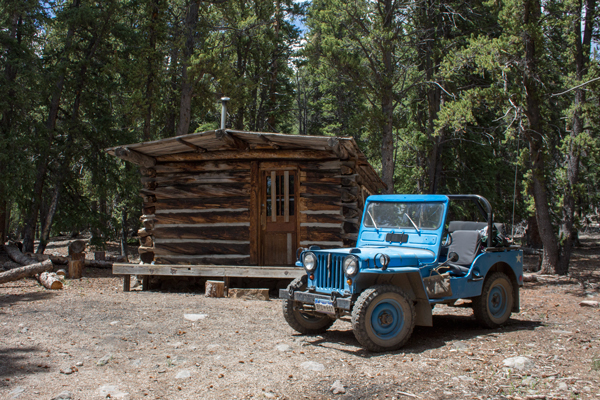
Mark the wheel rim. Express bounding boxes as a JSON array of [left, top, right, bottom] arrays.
[[370, 299, 404, 340], [488, 284, 508, 318]]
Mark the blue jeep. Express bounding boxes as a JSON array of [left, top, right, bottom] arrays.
[[279, 194, 524, 352]]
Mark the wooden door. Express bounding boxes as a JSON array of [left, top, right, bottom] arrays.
[[261, 168, 297, 265]]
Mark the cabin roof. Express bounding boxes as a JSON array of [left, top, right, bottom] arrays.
[[106, 129, 386, 191]]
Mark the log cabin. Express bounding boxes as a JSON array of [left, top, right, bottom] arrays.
[[106, 127, 385, 290]]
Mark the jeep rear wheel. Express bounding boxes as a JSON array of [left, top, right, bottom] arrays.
[[351, 285, 415, 352], [282, 276, 335, 335], [473, 272, 514, 328]]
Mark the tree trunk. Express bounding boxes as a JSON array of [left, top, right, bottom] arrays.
[[37, 183, 60, 254], [556, 0, 596, 275], [143, 0, 160, 140], [177, 0, 201, 137]]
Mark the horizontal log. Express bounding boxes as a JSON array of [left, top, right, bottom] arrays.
[[138, 246, 154, 254], [299, 160, 342, 171], [140, 236, 153, 247], [300, 183, 342, 197], [141, 183, 250, 199], [0, 260, 53, 285], [157, 149, 338, 162], [143, 171, 250, 185], [112, 263, 304, 279], [155, 161, 251, 173], [153, 226, 250, 241], [138, 228, 152, 237], [299, 196, 342, 211], [300, 213, 345, 224], [154, 255, 251, 266], [4, 243, 36, 265], [343, 222, 360, 233], [300, 227, 343, 243], [154, 242, 250, 256], [36, 272, 63, 290], [143, 219, 155, 230], [143, 206, 156, 215], [143, 181, 158, 190], [114, 147, 156, 168], [340, 165, 354, 175], [140, 167, 157, 177], [1, 261, 22, 270], [150, 197, 250, 210], [155, 210, 249, 225], [84, 260, 114, 268], [342, 233, 359, 241]]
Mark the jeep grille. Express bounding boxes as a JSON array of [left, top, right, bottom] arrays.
[[315, 254, 346, 291]]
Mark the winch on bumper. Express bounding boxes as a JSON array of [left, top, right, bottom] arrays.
[[279, 288, 353, 313]]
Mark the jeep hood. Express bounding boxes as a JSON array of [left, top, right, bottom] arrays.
[[316, 246, 436, 268]]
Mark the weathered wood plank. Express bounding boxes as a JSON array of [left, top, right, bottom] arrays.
[[141, 183, 250, 199], [155, 161, 251, 173], [249, 161, 259, 265], [155, 210, 249, 225], [300, 227, 343, 242], [112, 263, 305, 279], [300, 183, 342, 197], [157, 149, 337, 162], [153, 225, 250, 241], [300, 213, 345, 224], [299, 171, 342, 185], [298, 160, 342, 171], [150, 197, 250, 210], [154, 242, 250, 256], [299, 195, 342, 211], [143, 170, 251, 185], [155, 256, 251, 266]]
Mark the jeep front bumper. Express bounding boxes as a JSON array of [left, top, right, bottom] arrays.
[[278, 289, 353, 311]]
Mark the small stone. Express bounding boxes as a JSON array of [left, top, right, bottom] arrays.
[[264, 392, 276, 399], [579, 300, 599, 308], [228, 288, 270, 301], [551, 330, 573, 335], [276, 344, 292, 352], [9, 387, 25, 399], [558, 381, 568, 391], [60, 367, 73, 375], [175, 369, 191, 379], [51, 391, 73, 400], [331, 380, 346, 394], [301, 361, 325, 372], [97, 354, 113, 366], [503, 356, 535, 371], [110, 321, 119, 326], [453, 341, 468, 350], [184, 314, 208, 321], [75, 361, 83, 367], [97, 385, 129, 399], [521, 376, 534, 386]]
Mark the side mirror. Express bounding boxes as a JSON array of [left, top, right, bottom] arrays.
[[448, 252, 459, 262]]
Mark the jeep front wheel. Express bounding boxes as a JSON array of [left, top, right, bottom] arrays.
[[473, 272, 514, 328], [351, 285, 415, 352], [282, 276, 335, 334]]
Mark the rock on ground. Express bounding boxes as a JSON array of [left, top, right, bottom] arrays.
[[503, 356, 535, 371]]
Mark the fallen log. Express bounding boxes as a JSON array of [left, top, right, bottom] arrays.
[[1, 261, 22, 271], [84, 259, 113, 268], [36, 271, 63, 290], [0, 260, 53, 285], [49, 255, 69, 265], [4, 243, 37, 266]]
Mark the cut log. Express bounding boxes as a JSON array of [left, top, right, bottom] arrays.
[[205, 280, 225, 298], [56, 269, 67, 277], [114, 147, 156, 168], [0, 260, 53, 284], [68, 252, 85, 279], [138, 228, 151, 237], [68, 240, 87, 255], [84, 260, 113, 268], [25, 252, 50, 262], [36, 271, 63, 290], [49, 255, 69, 265]]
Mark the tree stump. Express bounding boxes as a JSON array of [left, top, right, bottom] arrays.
[[205, 280, 225, 298], [68, 240, 87, 255], [68, 252, 85, 279]]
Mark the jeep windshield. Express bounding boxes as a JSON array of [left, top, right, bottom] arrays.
[[363, 202, 444, 230]]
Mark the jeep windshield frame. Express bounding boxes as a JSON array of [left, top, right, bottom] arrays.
[[363, 201, 445, 231]]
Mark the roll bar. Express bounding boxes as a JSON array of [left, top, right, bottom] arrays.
[[446, 195, 494, 247]]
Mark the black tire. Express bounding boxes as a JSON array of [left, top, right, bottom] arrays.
[[351, 285, 415, 352], [282, 276, 335, 334], [473, 272, 514, 328]]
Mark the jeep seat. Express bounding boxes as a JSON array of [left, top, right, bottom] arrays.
[[446, 230, 482, 276], [448, 221, 506, 235]]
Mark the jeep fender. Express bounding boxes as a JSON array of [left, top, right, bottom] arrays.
[[356, 270, 432, 327]]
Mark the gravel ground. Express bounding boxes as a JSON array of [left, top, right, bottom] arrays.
[[0, 236, 599, 400]]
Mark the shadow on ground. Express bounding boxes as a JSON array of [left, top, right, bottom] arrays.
[[301, 313, 542, 358], [0, 291, 57, 312], [0, 346, 45, 379]]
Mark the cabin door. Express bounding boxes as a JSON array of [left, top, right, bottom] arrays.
[[260, 168, 297, 266]]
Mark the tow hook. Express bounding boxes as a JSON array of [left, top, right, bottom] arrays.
[[330, 291, 339, 308]]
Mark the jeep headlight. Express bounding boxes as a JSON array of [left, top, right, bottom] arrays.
[[375, 253, 390, 270], [343, 255, 359, 277], [303, 252, 317, 272]]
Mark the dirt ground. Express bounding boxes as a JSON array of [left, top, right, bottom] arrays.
[[1, 236, 599, 400]]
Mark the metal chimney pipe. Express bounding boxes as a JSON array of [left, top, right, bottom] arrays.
[[220, 97, 230, 130]]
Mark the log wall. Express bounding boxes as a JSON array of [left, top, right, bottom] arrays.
[[138, 157, 376, 265]]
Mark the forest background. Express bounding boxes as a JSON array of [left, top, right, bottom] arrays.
[[1, 0, 599, 275]]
